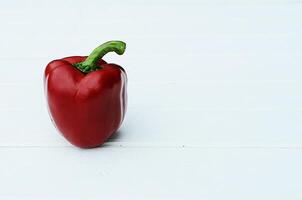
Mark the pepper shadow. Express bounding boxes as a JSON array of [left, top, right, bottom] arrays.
[[107, 130, 123, 142]]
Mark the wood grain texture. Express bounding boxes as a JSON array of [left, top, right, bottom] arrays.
[[1, 147, 302, 200]]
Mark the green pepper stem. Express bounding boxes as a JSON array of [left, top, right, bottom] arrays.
[[82, 40, 126, 67], [75, 41, 126, 73]]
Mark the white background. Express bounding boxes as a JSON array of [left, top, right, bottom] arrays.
[[0, 0, 302, 199]]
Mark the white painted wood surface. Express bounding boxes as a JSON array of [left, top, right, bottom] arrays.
[[0, 0, 301, 199]]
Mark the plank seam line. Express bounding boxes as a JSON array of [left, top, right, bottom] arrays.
[[0, 144, 302, 149]]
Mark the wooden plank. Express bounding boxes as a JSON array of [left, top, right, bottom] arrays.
[[1, 147, 301, 200], [0, 79, 301, 146]]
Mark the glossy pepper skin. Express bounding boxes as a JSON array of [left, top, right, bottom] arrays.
[[44, 41, 127, 148]]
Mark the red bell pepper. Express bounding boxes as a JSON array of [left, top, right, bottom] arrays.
[[44, 41, 127, 148]]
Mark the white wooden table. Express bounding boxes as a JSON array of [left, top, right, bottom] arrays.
[[1, 0, 302, 199]]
